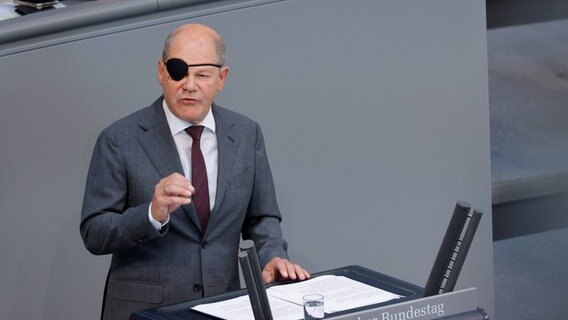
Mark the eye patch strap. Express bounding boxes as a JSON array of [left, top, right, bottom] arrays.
[[165, 58, 223, 81]]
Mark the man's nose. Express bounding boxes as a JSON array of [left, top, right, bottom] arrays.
[[183, 74, 197, 91]]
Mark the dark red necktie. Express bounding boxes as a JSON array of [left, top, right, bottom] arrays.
[[185, 126, 210, 232]]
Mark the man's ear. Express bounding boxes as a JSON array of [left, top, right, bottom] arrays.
[[217, 66, 230, 91], [157, 59, 166, 85]]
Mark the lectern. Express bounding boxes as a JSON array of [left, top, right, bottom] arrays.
[[130, 265, 487, 320], [131, 202, 488, 319]]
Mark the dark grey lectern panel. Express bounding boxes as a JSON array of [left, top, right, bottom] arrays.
[[0, 1, 493, 319]]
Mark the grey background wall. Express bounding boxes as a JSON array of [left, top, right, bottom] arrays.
[[0, 0, 493, 319]]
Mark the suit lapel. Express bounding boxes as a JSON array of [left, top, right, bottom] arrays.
[[137, 97, 202, 232], [209, 105, 239, 226], [137, 101, 182, 178]]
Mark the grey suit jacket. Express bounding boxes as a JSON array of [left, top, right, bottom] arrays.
[[80, 97, 288, 320]]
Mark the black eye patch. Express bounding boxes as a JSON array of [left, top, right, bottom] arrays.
[[165, 58, 223, 81]]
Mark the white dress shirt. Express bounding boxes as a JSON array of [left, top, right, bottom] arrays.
[[149, 101, 219, 229]]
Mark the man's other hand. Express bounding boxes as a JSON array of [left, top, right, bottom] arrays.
[[262, 257, 310, 284]]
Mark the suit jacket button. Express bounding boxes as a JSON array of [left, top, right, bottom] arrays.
[[193, 284, 202, 292], [201, 241, 208, 249]]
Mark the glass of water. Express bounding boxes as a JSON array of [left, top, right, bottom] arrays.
[[303, 294, 324, 319]]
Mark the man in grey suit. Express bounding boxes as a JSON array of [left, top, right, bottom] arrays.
[[80, 24, 309, 319]]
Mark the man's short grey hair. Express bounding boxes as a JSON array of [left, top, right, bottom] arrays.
[[161, 28, 226, 66]]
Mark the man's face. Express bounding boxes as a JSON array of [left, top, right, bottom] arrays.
[[158, 32, 228, 124]]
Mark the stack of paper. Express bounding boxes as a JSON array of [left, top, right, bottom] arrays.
[[192, 275, 402, 320]]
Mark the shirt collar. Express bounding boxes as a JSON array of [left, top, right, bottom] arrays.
[[162, 99, 216, 136]]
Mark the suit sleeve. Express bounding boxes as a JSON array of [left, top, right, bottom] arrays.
[[242, 124, 289, 267], [79, 127, 166, 255]]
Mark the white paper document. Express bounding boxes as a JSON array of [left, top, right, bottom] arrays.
[[192, 275, 402, 319], [192, 294, 303, 320]]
